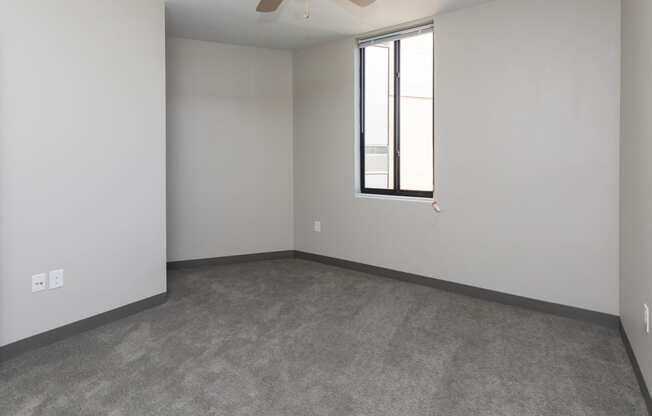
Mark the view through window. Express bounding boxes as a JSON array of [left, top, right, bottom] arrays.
[[360, 29, 433, 198]]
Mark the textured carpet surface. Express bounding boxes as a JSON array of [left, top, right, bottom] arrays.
[[0, 259, 647, 416]]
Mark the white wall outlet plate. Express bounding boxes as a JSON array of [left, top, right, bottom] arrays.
[[49, 269, 64, 289], [314, 221, 321, 232], [644, 304, 650, 334], [32, 273, 47, 293]]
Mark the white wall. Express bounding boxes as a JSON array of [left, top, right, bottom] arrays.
[[621, 0, 652, 390], [0, 0, 166, 346], [293, 0, 621, 314], [166, 38, 293, 262]]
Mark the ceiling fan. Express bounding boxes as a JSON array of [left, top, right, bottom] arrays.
[[256, 0, 376, 13]]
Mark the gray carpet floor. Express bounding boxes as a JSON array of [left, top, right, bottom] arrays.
[[0, 259, 648, 416]]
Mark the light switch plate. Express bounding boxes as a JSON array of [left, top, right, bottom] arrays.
[[49, 269, 64, 289], [314, 221, 321, 232], [32, 273, 47, 293]]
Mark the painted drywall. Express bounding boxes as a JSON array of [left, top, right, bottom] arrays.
[[293, 0, 621, 314], [0, 0, 166, 347], [166, 38, 293, 262], [621, 0, 652, 390]]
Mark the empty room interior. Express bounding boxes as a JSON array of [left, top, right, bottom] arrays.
[[1, 0, 652, 415]]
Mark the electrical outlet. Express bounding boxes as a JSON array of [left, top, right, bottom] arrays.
[[644, 304, 650, 334], [314, 221, 321, 232], [32, 273, 47, 292], [49, 269, 64, 290]]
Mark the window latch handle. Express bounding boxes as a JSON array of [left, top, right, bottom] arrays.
[[432, 201, 441, 213]]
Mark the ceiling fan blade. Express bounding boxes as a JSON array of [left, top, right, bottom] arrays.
[[349, 0, 376, 6], [256, 0, 284, 12]]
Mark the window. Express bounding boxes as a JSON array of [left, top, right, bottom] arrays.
[[359, 25, 434, 198]]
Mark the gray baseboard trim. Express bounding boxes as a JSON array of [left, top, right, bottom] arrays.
[[620, 321, 652, 415], [167, 250, 295, 270], [167, 250, 619, 329], [294, 250, 620, 329], [0, 292, 167, 363]]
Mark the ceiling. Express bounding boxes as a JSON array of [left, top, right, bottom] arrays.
[[165, 0, 493, 49]]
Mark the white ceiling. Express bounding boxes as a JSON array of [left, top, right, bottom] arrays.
[[165, 0, 492, 49]]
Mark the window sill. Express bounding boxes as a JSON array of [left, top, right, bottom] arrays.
[[355, 193, 434, 204]]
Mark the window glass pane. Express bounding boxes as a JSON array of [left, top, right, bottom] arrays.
[[399, 33, 433, 192], [363, 42, 394, 189]]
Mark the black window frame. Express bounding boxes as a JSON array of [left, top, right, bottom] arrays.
[[359, 37, 434, 199]]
